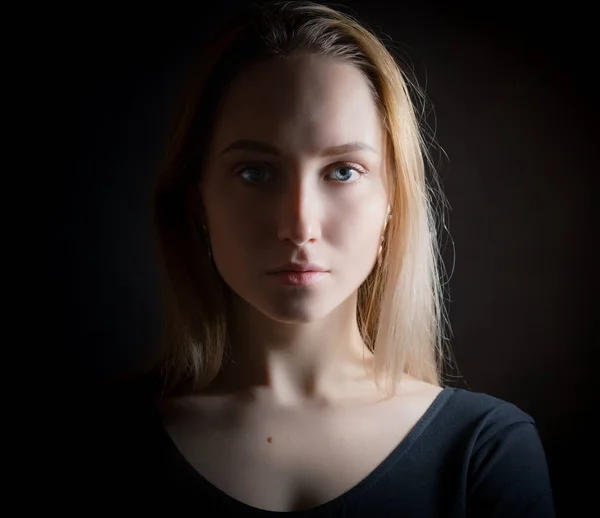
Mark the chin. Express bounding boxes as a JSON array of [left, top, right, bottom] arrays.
[[261, 305, 330, 325], [257, 292, 339, 324], [228, 286, 341, 325]]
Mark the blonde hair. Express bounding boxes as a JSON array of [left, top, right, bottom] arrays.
[[151, 1, 451, 397]]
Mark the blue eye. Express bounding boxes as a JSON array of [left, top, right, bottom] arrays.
[[330, 166, 360, 182], [239, 166, 270, 183]]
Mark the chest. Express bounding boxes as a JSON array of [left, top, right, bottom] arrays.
[[162, 394, 438, 512]]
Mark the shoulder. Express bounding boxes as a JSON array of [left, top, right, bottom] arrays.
[[400, 385, 539, 457], [433, 387, 542, 455], [439, 387, 535, 429], [436, 388, 555, 515], [388, 378, 536, 442]]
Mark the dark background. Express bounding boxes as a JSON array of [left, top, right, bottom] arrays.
[[46, 0, 596, 514]]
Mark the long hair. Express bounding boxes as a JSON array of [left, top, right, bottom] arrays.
[[151, 1, 452, 397]]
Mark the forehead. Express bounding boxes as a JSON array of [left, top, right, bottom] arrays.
[[209, 53, 383, 156]]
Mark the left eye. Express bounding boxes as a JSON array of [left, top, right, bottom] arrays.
[[328, 166, 362, 182]]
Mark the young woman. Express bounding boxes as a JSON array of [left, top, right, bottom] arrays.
[[101, 2, 555, 515]]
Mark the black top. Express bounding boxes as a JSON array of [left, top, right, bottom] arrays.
[[80, 386, 555, 517]]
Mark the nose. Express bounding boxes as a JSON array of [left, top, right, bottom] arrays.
[[276, 174, 322, 247]]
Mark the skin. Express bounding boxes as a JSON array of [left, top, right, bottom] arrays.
[[199, 52, 391, 407], [161, 53, 443, 512]]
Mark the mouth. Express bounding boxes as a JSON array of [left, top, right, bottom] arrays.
[[274, 269, 325, 273], [267, 270, 329, 286], [268, 264, 329, 274]]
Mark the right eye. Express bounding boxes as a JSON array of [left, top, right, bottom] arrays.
[[237, 165, 271, 184]]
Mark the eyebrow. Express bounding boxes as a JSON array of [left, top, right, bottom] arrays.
[[221, 139, 379, 156]]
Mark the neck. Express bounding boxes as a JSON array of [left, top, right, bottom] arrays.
[[205, 291, 376, 407]]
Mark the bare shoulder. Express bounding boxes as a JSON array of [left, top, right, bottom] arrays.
[[381, 376, 445, 422], [392, 375, 444, 402]]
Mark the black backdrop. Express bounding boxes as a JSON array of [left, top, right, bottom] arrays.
[[48, 1, 596, 514]]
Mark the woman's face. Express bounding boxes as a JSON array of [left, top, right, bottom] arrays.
[[201, 52, 389, 323]]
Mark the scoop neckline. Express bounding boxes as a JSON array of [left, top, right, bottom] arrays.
[[156, 387, 455, 515]]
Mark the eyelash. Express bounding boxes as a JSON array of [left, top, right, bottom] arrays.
[[233, 162, 368, 185]]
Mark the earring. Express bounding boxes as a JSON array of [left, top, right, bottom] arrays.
[[377, 235, 385, 266], [378, 209, 391, 266]]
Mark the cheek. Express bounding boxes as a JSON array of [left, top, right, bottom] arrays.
[[327, 203, 385, 267], [202, 186, 264, 264], [341, 214, 382, 255]]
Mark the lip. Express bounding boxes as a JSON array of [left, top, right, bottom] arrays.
[[268, 263, 329, 273], [267, 270, 328, 286]]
